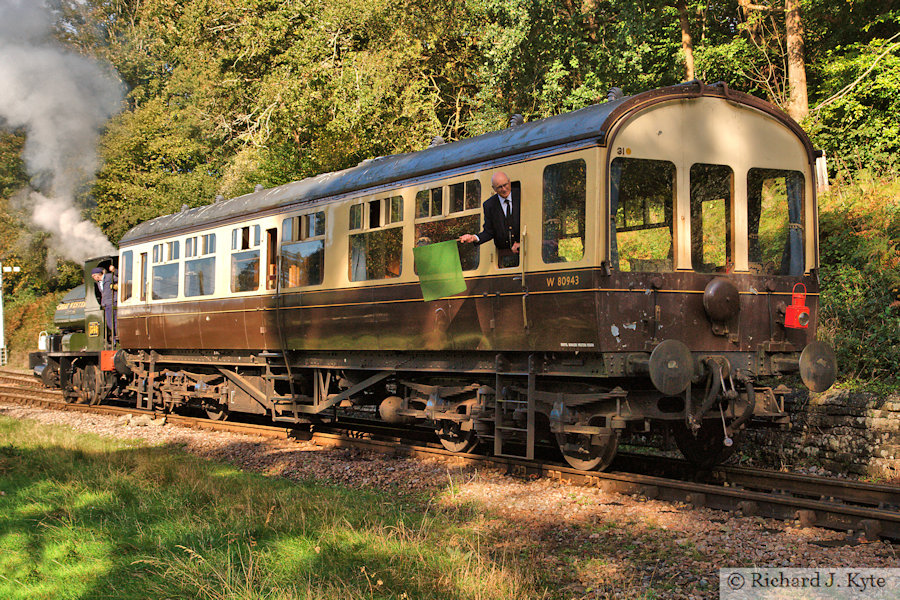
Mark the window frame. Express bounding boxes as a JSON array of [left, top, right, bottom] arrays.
[[689, 163, 735, 274], [609, 156, 677, 273], [149, 238, 181, 300], [120, 251, 133, 302], [541, 159, 587, 265], [281, 210, 327, 289], [230, 224, 262, 293], [348, 195, 405, 282]]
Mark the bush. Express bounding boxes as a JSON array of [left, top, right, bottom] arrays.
[[3, 290, 61, 368], [817, 172, 900, 390]]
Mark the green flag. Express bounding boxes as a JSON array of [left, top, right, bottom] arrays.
[[413, 240, 467, 301]]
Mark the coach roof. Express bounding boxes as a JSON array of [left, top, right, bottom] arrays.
[[118, 83, 806, 245]]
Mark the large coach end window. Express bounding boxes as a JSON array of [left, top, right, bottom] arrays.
[[231, 225, 260, 292], [748, 169, 804, 276], [120, 251, 133, 301], [282, 211, 326, 288], [185, 233, 216, 297], [543, 159, 586, 264], [610, 158, 675, 272], [690, 164, 733, 273]]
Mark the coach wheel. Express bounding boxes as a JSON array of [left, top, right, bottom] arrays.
[[671, 420, 738, 469], [205, 403, 230, 421], [435, 420, 477, 453], [555, 427, 618, 471]]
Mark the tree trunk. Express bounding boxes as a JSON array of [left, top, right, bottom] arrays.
[[785, 0, 808, 120], [676, 0, 695, 81]]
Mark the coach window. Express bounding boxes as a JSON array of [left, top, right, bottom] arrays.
[[690, 164, 734, 273], [543, 160, 586, 264], [139, 253, 148, 301], [415, 187, 443, 219], [610, 158, 675, 272], [281, 211, 326, 288], [151, 240, 179, 300], [387, 195, 403, 224], [231, 224, 261, 292], [415, 180, 481, 271], [449, 180, 480, 213], [748, 169, 804, 276], [185, 233, 216, 297], [120, 251, 133, 302], [349, 198, 403, 282], [349, 204, 363, 230]]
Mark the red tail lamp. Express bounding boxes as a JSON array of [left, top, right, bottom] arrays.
[[785, 283, 810, 329]]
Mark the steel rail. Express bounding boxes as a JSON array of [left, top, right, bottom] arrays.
[[613, 452, 900, 511], [0, 374, 897, 540]]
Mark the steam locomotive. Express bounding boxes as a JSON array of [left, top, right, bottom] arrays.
[[30, 82, 837, 470]]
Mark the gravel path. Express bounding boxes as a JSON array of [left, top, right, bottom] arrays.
[[2, 401, 896, 599]]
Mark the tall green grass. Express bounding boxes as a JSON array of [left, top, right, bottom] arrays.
[[0, 416, 534, 599]]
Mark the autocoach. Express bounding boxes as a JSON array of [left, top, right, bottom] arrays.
[[31, 81, 837, 470]]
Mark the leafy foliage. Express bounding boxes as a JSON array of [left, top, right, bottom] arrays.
[[92, 96, 223, 243], [6, 0, 892, 237], [805, 37, 900, 177], [817, 173, 900, 389], [0, 131, 26, 199]]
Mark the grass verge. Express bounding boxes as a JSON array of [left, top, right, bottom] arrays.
[[0, 415, 534, 600]]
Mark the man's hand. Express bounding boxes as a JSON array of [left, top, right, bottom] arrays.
[[459, 234, 478, 244], [512, 242, 520, 253]]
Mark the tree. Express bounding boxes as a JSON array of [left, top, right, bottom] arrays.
[[784, 0, 808, 120], [676, 0, 695, 81], [468, 0, 685, 130], [694, 0, 812, 118], [92, 96, 224, 243]]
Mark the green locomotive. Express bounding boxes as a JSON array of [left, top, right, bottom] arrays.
[[30, 255, 126, 404]]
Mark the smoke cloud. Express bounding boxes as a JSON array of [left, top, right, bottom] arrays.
[[0, 0, 124, 262]]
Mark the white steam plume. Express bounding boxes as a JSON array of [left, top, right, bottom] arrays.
[[0, 0, 124, 262]]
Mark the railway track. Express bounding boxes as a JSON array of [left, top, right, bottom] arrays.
[[1, 368, 898, 540]]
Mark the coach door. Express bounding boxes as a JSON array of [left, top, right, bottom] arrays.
[[131, 251, 150, 344], [486, 180, 528, 349], [276, 211, 326, 349]]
